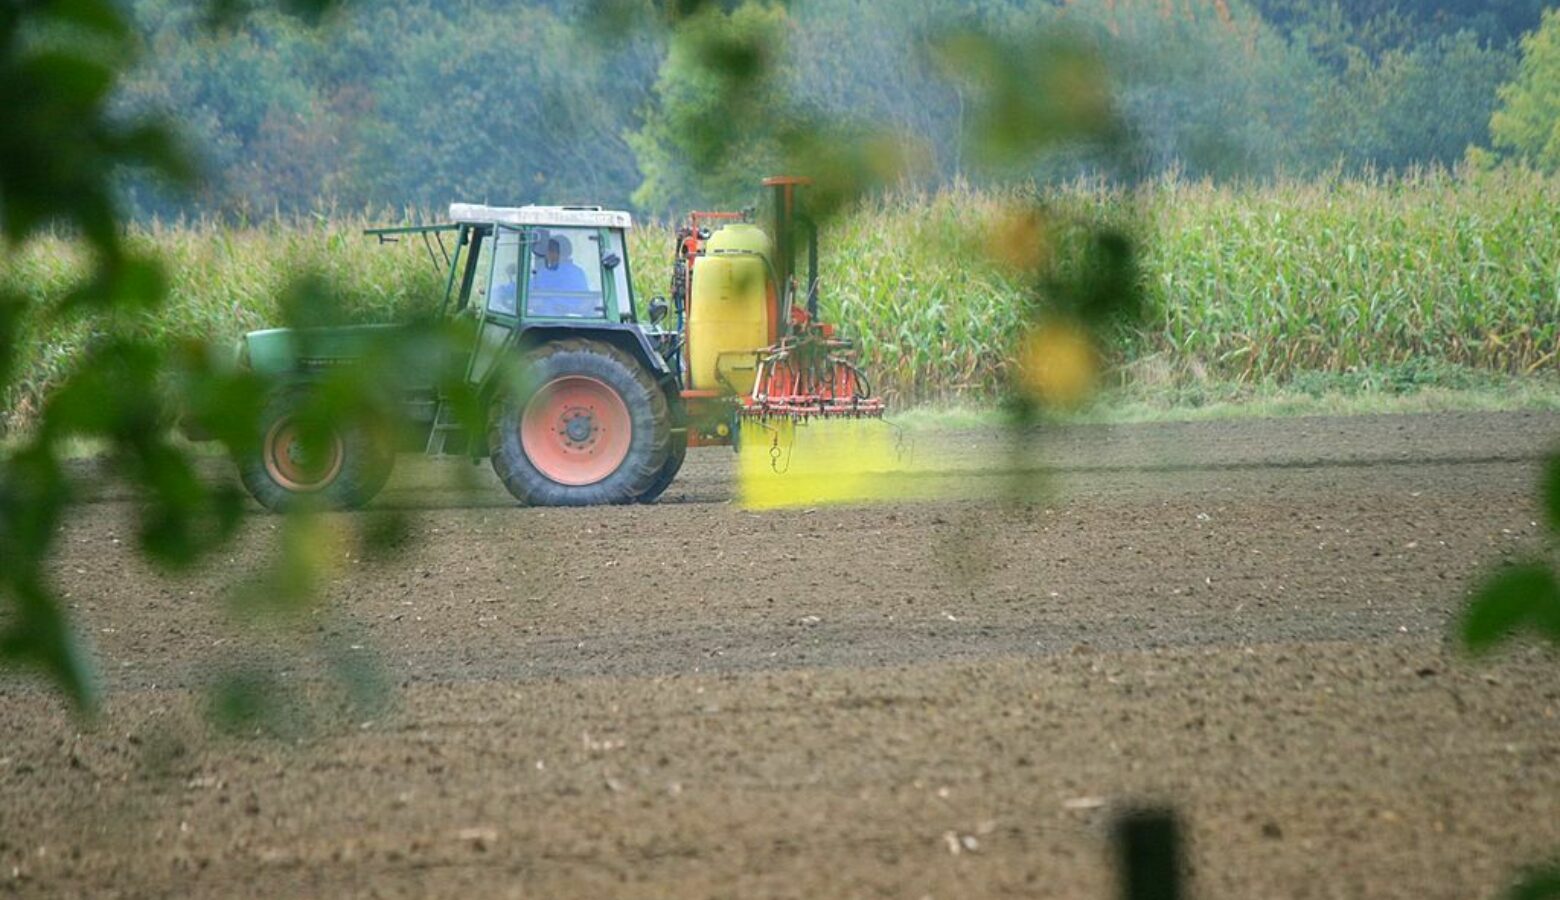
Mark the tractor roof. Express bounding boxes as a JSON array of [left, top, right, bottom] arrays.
[[447, 203, 632, 230]]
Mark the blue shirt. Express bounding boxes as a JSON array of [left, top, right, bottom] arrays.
[[530, 261, 588, 292]]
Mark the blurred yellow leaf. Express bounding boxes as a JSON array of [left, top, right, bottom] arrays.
[[1017, 320, 1098, 409]]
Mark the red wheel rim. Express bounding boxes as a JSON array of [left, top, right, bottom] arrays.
[[520, 376, 633, 486], [263, 417, 344, 491]]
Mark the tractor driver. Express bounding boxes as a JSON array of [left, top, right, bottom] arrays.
[[530, 235, 588, 293], [528, 232, 597, 317]]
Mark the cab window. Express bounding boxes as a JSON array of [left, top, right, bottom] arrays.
[[466, 228, 492, 312], [487, 229, 521, 317], [527, 227, 605, 319]]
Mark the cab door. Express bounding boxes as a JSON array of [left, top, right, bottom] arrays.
[[467, 224, 525, 385]]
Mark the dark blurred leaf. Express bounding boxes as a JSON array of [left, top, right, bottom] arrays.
[[41, 339, 161, 439], [936, 30, 1120, 170], [1542, 453, 1560, 535], [1113, 807, 1183, 900], [1462, 563, 1560, 653], [208, 668, 297, 737], [1508, 861, 1560, 900], [1071, 229, 1142, 325], [43, 0, 131, 37], [0, 443, 70, 564], [777, 124, 927, 222], [200, 0, 252, 31], [62, 253, 168, 313], [323, 631, 389, 717], [115, 122, 199, 189], [360, 509, 412, 559], [17, 52, 115, 109], [172, 339, 272, 455], [131, 443, 247, 569], [278, 0, 347, 25], [0, 291, 24, 395], [0, 580, 98, 713], [588, 0, 754, 29], [279, 271, 353, 330]]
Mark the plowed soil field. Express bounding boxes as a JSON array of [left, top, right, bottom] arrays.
[[3, 411, 1559, 898]]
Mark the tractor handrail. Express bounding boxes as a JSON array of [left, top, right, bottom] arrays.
[[362, 223, 460, 236], [364, 223, 460, 274]]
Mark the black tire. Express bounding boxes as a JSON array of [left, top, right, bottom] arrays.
[[637, 427, 687, 504], [238, 390, 396, 512], [489, 339, 670, 506]]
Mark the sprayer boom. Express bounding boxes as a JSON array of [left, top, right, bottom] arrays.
[[743, 307, 884, 422]]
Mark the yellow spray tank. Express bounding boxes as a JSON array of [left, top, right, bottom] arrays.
[[686, 223, 774, 395], [672, 179, 916, 508]]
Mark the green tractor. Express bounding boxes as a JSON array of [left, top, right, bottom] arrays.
[[207, 179, 882, 511]]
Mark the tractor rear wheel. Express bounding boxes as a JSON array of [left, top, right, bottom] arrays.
[[489, 339, 670, 506], [238, 390, 395, 512]]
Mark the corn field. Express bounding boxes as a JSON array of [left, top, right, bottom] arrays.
[[4, 169, 1558, 428], [814, 169, 1560, 404]]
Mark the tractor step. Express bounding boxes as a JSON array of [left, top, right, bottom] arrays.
[[424, 399, 463, 456]]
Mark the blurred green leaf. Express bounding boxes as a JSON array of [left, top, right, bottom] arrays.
[[43, 0, 131, 37], [115, 122, 199, 189], [1114, 807, 1184, 900], [0, 580, 98, 713], [229, 512, 338, 619], [131, 446, 246, 570], [208, 667, 298, 737], [935, 29, 1120, 170], [41, 339, 160, 439], [1542, 454, 1560, 535], [1508, 861, 1560, 900], [0, 291, 23, 396], [323, 631, 389, 717], [1462, 562, 1560, 653], [1067, 228, 1142, 326], [62, 253, 168, 313], [172, 347, 271, 456], [279, 270, 354, 330], [0, 443, 70, 564], [360, 509, 412, 559], [18, 52, 115, 109]]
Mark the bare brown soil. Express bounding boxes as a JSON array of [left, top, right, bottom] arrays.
[[3, 411, 1560, 898]]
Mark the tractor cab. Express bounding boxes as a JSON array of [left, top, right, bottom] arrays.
[[443, 203, 637, 326], [424, 204, 668, 397], [360, 204, 671, 394]]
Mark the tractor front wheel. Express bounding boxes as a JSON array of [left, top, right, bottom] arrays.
[[238, 391, 396, 512], [490, 340, 670, 506]]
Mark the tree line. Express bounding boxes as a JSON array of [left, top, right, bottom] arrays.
[[114, 0, 1558, 220]]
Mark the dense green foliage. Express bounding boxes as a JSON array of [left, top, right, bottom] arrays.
[[7, 170, 1556, 427], [1491, 8, 1560, 171], [627, 2, 791, 212], [108, 0, 1550, 219], [1250, 0, 1545, 59], [119, 0, 660, 214]]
